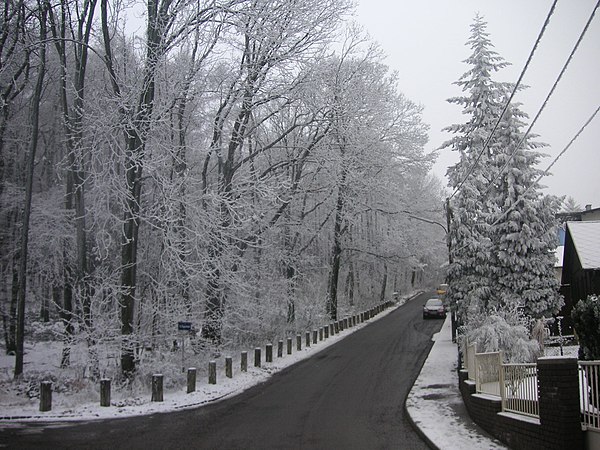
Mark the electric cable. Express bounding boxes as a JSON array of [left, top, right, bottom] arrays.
[[448, 0, 559, 201], [483, 0, 600, 198], [491, 103, 600, 228]]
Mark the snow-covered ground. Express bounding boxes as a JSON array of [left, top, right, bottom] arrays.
[[406, 317, 508, 450], [0, 294, 418, 423]]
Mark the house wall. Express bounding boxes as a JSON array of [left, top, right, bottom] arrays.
[[458, 357, 584, 450], [582, 210, 600, 221]]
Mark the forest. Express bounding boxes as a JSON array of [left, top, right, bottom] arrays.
[[0, 0, 446, 382]]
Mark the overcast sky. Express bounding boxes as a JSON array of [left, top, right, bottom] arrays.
[[356, 0, 600, 208]]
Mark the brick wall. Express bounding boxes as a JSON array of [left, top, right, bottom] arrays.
[[458, 358, 585, 450]]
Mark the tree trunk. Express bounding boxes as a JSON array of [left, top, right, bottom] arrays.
[[345, 260, 354, 306], [326, 168, 347, 321], [286, 264, 296, 323], [14, 4, 47, 378], [379, 263, 388, 303]]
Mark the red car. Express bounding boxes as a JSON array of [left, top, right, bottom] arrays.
[[423, 298, 446, 319]]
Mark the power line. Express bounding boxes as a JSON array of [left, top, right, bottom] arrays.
[[483, 0, 600, 198], [448, 0, 559, 201], [491, 103, 600, 228]]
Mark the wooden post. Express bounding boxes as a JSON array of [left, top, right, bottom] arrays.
[[226, 357, 233, 378], [187, 368, 196, 393], [296, 334, 302, 351], [344, 318, 348, 329], [39, 381, 52, 412], [278, 340, 283, 358], [287, 337, 293, 354], [329, 323, 334, 336], [266, 344, 273, 363], [208, 361, 217, 384], [324, 326, 329, 339], [334, 322, 339, 334], [319, 327, 324, 341], [305, 332, 311, 347], [241, 351, 248, 372], [100, 378, 111, 407], [313, 330, 318, 345], [254, 348, 261, 368], [152, 374, 164, 402]]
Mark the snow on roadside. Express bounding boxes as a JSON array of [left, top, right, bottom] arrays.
[[0, 293, 420, 423], [405, 317, 507, 450]]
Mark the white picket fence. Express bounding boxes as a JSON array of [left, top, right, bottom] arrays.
[[464, 345, 539, 418], [500, 363, 539, 418], [465, 347, 600, 429], [579, 361, 600, 432]]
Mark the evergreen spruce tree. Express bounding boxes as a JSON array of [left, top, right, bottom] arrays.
[[443, 15, 508, 321], [487, 96, 563, 317], [444, 15, 562, 326]]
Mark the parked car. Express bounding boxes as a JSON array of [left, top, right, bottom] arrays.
[[423, 298, 446, 319]]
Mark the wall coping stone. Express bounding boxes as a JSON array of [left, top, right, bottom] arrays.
[[537, 356, 577, 365], [498, 411, 541, 426], [472, 393, 502, 403]]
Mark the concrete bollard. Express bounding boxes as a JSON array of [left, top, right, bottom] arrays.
[[39, 381, 52, 411], [241, 351, 248, 372], [152, 374, 164, 402], [278, 340, 283, 358], [266, 344, 273, 363], [287, 337, 293, 355], [254, 348, 261, 368], [100, 378, 111, 407], [226, 357, 233, 378], [208, 361, 217, 385], [187, 368, 196, 393]]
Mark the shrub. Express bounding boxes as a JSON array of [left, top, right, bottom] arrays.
[[462, 307, 541, 363], [572, 295, 600, 361]]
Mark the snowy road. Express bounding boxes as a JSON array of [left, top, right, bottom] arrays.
[[0, 292, 443, 449]]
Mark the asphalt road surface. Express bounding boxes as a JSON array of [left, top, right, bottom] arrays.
[[0, 292, 444, 450]]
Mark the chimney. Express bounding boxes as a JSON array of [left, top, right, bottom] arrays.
[[585, 204, 592, 211]]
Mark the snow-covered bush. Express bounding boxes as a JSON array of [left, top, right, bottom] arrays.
[[462, 307, 541, 363], [572, 295, 600, 361]]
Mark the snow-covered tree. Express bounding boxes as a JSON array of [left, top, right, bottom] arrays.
[[443, 15, 508, 320], [560, 196, 581, 213], [444, 15, 561, 326], [486, 97, 562, 318]]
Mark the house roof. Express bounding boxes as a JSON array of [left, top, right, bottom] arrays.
[[567, 221, 600, 270]]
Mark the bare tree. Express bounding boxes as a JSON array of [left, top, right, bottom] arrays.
[[14, 0, 47, 378]]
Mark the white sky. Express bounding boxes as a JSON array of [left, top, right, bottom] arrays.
[[355, 0, 600, 208]]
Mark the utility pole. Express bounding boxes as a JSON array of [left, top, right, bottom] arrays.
[[445, 197, 457, 343]]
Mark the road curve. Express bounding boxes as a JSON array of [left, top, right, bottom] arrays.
[[1, 292, 443, 450]]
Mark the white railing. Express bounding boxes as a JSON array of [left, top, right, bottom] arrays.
[[500, 363, 539, 418], [475, 351, 503, 396], [579, 361, 600, 431]]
